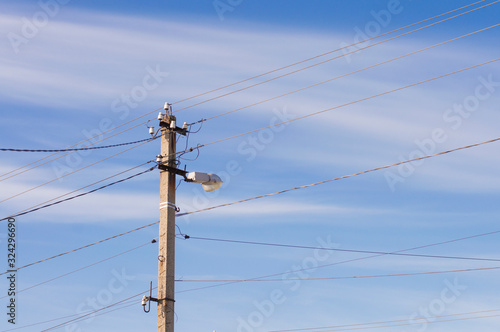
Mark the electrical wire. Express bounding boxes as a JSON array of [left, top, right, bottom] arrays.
[[1, 1, 492, 186], [177, 136, 500, 218], [195, 23, 500, 124], [289, 313, 500, 332], [172, 0, 500, 116], [4, 136, 498, 280], [0, 240, 154, 300], [183, 58, 500, 155], [4, 0, 494, 182], [269, 309, 500, 332], [2, 4, 496, 330], [186, 236, 500, 263], [168, 0, 490, 109], [22, 260, 500, 331], [176, 266, 500, 282], [0, 137, 156, 152], [6, 135, 497, 277], [52, 297, 148, 330], [0, 116, 155, 182], [177, 226, 500, 294], [1, 313, 83, 332], [1, 161, 154, 222], [1, 295, 142, 331], [9, 0, 484, 185], [0, 136, 156, 205], [40, 290, 149, 332], [0, 220, 159, 276], [0, 165, 156, 221], [12, 306, 500, 332]]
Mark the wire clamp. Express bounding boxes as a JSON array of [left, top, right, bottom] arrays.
[[159, 201, 179, 211]]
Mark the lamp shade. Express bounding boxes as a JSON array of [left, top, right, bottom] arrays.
[[186, 172, 223, 192]]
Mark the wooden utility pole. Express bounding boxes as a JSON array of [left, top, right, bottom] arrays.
[[158, 113, 176, 332]]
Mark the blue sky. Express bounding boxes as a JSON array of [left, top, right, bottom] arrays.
[[1, 0, 500, 331]]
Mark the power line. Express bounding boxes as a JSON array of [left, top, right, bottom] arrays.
[[177, 238, 500, 294], [0, 240, 154, 300], [186, 236, 500, 263], [177, 136, 500, 218], [5, 136, 498, 278], [176, 226, 500, 294], [0, 220, 159, 276], [20, 305, 500, 332], [4, 48, 492, 199], [169, 0, 491, 109], [185, 58, 500, 154], [176, 266, 500, 282], [269, 309, 500, 332], [1, 313, 83, 332], [0, 137, 155, 205], [2, 161, 154, 221], [195, 23, 500, 125], [0, 116, 155, 182], [173, 0, 500, 116], [40, 290, 149, 332], [14, 0, 484, 185], [1, 300, 139, 332], [1, 164, 155, 221], [0, 136, 157, 152], [29, 240, 499, 331], [2, 1, 491, 187], [291, 313, 500, 332], [162, 55, 500, 162]]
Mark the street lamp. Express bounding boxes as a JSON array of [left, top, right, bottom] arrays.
[[156, 155, 223, 192], [186, 172, 223, 192]]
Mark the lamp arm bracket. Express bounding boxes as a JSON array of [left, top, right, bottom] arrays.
[[158, 164, 188, 180]]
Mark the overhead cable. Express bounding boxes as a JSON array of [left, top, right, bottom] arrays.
[[177, 136, 500, 218], [0, 137, 155, 205], [40, 290, 149, 332], [0, 117, 155, 182], [2, 161, 153, 221], [164, 57, 500, 161], [178, 227, 500, 294], [9, 136, 497, 277], [173, 0, 500, 115], [169, 0, 490, 108], [187, 236, 500, 263], [5, 137, 500, 278], [185, 58, 500, 154], [196, 23, 500, 124], [1, 165, 155, 221], [176, 266, 500, 282], [269, 309, 500, 332], [2, 1, 493, 185], [0, 220, 159, 276], [20, 0, 487, 183], [0, 137, 157, 153], [0, 240, 154, 299]]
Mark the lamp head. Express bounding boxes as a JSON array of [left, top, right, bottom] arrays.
[[186, 172, 223, 192]]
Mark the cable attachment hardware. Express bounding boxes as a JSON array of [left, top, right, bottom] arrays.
[[141, 281, 176, 313], [158, 106, 187, 136], [159, 201, 180, 212], [142, 281, 157, 313]]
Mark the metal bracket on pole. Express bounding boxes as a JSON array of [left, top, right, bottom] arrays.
[[159, 116, 187, 136], [142, 281, 156, 313], [157, 164, 189, 181], [142, 281, 176, 313]]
